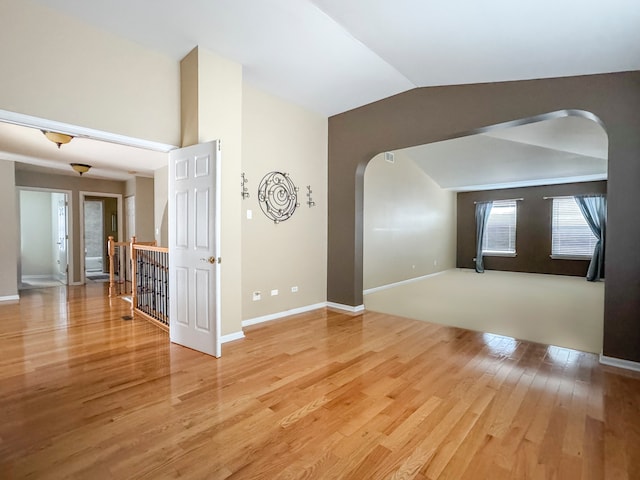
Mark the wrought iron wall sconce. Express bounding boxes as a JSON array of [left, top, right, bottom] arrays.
[[241, 173, 250, 199], [306, 185, 315, 207], [258, 171, 299, 224]]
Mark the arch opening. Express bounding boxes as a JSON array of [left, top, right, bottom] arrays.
[[360, 110, 607, 353]]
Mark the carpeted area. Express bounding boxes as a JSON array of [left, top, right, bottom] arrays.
[[364, 268, 604, 353]]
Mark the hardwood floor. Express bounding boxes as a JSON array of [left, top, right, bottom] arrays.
[[1, 284, 639, 479]]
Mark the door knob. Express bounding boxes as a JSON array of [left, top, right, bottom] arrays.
[[200, 256, 216, 264]]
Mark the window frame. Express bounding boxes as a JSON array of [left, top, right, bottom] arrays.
[[482, 199, 518, 257], [550, 197, 597, 260]]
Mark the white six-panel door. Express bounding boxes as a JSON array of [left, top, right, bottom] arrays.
[[168, 141, 221, 357]]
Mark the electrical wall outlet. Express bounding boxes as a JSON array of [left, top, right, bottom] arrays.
[[252, 291, 261, 301], [271, 289, 278, 296], [291, 286, 298, 293]]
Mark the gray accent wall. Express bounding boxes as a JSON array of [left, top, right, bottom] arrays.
[[327, 71, 640, 363], [456, 181, 607, 276]]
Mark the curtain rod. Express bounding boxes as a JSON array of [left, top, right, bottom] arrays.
[[474, 198, 523, 204], [543, 194, 604, 200]]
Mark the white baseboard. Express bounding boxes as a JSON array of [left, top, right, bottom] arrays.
[[599, 354, 640, 373], [326, 302, 365, 313], [220, 331, 245, 344], [363, 270, 446, 295], [243, 302, 327, 327], [0, 294, 20, 302]]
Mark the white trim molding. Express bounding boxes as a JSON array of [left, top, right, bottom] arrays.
[[0, 295, 20, 302], [243, 302, 327, 328], [0, 109, 176, 152], [600, 354, 640, 373], [363, 270, 446, 295], [326, 302, 365, 313], [220, 331, 245, 344]]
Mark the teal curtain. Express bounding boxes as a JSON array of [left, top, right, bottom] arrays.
[[475, 201, 493, 273], [575, 194, 606, 281]]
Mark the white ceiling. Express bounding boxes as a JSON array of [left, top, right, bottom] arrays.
[[28, 0, 640, 116], [0, 122, 167, 181], [400, 116, 608, 191], [5, 0, 629, 182]]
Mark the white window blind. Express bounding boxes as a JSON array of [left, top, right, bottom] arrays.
[[483, 200, 517, 255], [552, 197, 597, 258]]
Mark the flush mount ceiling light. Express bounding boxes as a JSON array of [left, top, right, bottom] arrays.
[[70, 163, 91, 176], [41, 129, 73, 148]]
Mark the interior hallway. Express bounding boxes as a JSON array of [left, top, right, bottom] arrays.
[[364, 269, 604, 354]]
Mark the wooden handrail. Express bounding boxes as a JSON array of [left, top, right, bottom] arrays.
[[107, 236, 129, 298], [108, 236, 170, 331], [133, 244, 169, 253]]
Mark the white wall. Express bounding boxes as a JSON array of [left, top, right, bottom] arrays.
[[19, 190, 53, 277], [363, 152, 457, 290], [0, 0, 180, 145], [241, 84, 328, 320], [50, 192, 67, 281]]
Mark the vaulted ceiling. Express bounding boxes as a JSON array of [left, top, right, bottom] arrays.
[[29, 0, 640, 116], [5, 0, 634, 181]]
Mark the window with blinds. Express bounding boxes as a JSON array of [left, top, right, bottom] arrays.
[[482, 200, 517, 255], [551, 197, 597, 258]]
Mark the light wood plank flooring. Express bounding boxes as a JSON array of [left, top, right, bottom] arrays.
[[1, 284, 639, 479]]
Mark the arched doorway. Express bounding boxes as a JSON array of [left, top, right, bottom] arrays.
[[361, 112, 607, 352]]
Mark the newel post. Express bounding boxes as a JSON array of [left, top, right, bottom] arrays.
[[107, 236, 115, 298], [130, 236, 137, 316]]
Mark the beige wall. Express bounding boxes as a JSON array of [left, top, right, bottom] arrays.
[[0, 0, 180, 145], [15, 167, 126, 284], [363, 152, 456, 290], [180, 47, 243, 336], [124, 177, 155, 242], [154, 166, 169, 247], [134, 177, 155, 242], [241, 84, 328, 319], [0, 160, 18, 299]]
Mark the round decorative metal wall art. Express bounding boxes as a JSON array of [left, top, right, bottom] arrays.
[[258, 171, 299, 223]]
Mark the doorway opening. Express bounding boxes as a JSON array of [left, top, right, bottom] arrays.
[[80, 192, 122, 284], [18, 188, 72, 289]]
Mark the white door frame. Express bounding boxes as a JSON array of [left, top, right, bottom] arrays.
[[17, 186, 73, 286], [79, 191, 123, 285]]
